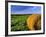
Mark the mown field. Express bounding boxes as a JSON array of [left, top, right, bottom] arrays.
[[11, 14, 32, 31]]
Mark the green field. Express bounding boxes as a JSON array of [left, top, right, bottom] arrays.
[[11, 14, 32, 31]]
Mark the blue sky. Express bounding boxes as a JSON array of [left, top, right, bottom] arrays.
[[11, 5, 41, 14]]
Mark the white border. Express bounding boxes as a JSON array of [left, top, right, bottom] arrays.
[[8, 2, 43, 35]]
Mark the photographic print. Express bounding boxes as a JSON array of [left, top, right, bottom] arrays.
[[5, 1, 45, 36], [11, 5, 41, 31]]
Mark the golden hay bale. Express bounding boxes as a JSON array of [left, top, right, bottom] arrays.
[[27, 14, 41, 30], [36, 19, 41, 30]]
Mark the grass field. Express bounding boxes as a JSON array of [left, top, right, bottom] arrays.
[[11, 14, 41, 31], [11, 14, 32, 31]]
